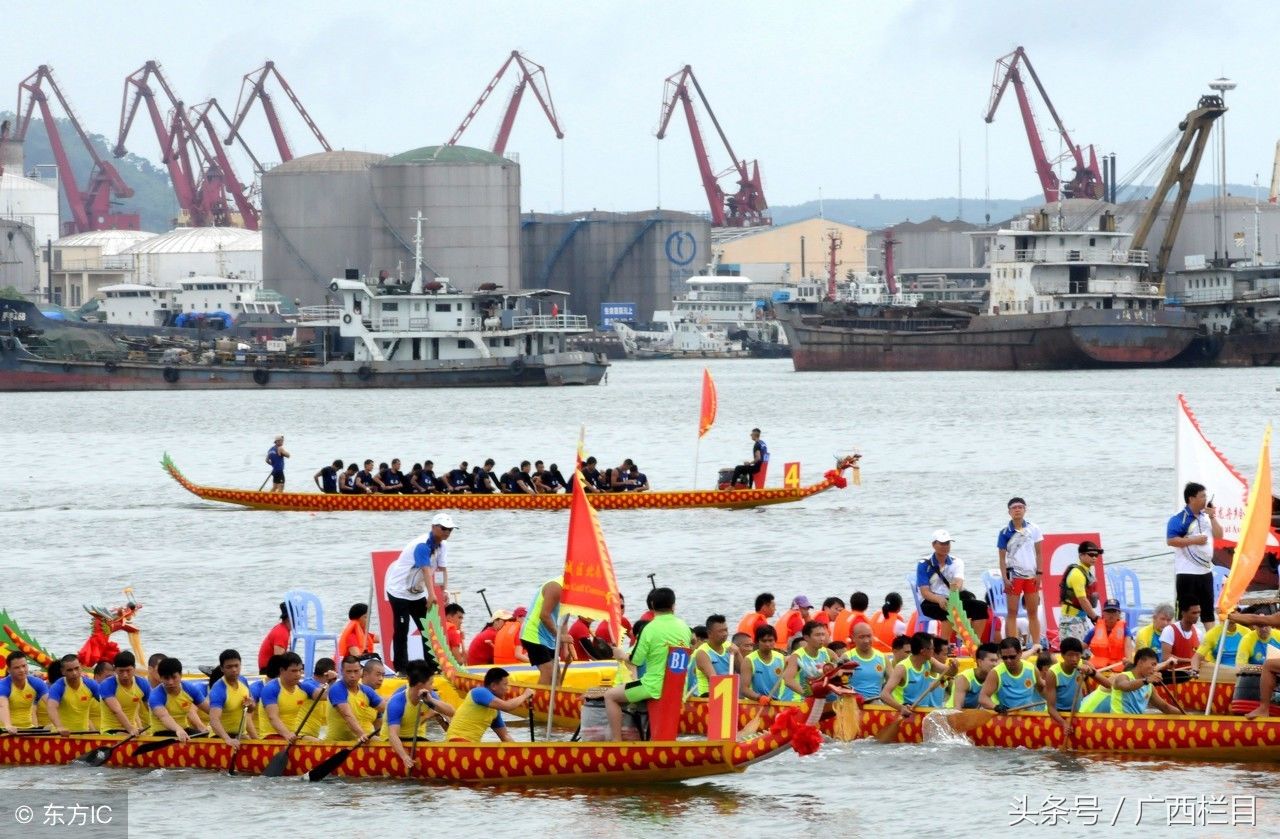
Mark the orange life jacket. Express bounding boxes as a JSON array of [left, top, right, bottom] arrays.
[[1089, 619, 1128, 668], [773, 609, 803, 648], [832, 610, 868, 644], [737, 612, 768, 639], [493, 620, 525, 664], [869, 610, 900, 652], [336, 619, 375, 658]]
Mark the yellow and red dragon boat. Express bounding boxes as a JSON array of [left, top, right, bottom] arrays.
[[162, 454, 860, 513], [845, 703, 1280, 762]]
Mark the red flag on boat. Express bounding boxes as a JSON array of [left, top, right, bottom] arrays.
[[1216, 425, 1273, 619], [699, 368, 717, 438], [560, 466, 622, 641]]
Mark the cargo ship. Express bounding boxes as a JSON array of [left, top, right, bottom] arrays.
[[778, 210, 1199, 371]]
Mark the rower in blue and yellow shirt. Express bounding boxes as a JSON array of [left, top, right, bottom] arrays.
[[950, 643, 999, 709], [979, 638, 1046, 713], [45, 654, 100, 735], [98, 651, 150, 734], [741, 625, 797, 702], [445, 668, 533, 742], [882, 631, 955, 716], [0, 651, 48, 732], [844, 622, 890, 704], [208, 649, 259, 746], [1234, 624, 1280, 668], [781, 621, 837, 699], [148, 657, 210, 739], [1106, 648, 1181, 715], [692, 616, 734, 698], [325, 656, 383, 742]]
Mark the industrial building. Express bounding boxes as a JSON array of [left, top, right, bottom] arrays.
[[712, 217, 868, 284], [520, 209, 711, 324], [45, 229, 157, 307], [0, 170, 60, 251], [261, 150, 386, 306], [0, 218, 37, 293]]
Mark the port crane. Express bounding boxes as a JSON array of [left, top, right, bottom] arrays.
[[447, 51, 563, 156], [1130, 94, 1227, 284], [13, 65, 140, 234], [657, 65, 769, 228], [116, 61, 256, 229], [985, 47, 1104, 203], [224, 61, 330, 166]]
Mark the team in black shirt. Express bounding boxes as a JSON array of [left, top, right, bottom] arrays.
[[314, 455, 649, 495]]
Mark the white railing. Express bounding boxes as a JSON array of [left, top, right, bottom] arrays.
[[993, 248, 1148, 265], [297, 305, 342, 322], [684, 290, 750, 302], [1177, 288, 1234, 304], [513, 314, 589, 330]]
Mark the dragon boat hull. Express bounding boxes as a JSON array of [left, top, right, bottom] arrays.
[[163, 455, 856, 512]]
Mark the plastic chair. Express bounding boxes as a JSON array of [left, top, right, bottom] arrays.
[[1212, 565, 1228, 604], [981, 570, 1029, 617], [752, 461, 770, 489], [1106, 568, 1153, 628], [284, 589, 338, 674]]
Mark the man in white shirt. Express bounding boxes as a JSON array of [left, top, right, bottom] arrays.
[[914, 529, 989, 644], [996, 496, 1045, 646], [1165, 482, 1222, 633], [385, 512, 455, 673]]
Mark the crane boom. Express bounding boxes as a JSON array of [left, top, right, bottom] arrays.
[[14, 65, 139, 234], [447, 51, 563, 155], [656, 65, 769, 228], [1130, 95, 1227, 285], [985, 47, 1103, 202], [225, 61, 330, 165], [190, 100, 259, 229]]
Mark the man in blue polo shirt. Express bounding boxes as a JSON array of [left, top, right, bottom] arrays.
[[1166, 481, 1222, 633], [915, 529, 989, 644], [266, 436, 289, 493]]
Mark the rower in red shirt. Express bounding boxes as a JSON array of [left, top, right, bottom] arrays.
[[466, 610, 514, 666], [257, 603, 291, 672]]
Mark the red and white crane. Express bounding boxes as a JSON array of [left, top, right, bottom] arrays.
[[656, 65, 769, 228], [13, 65, 140, 235], [116, 61, 257, 229], [447, 50, 563, 156], [224, 61, 330, 165], [985, 46, 1104, 203]]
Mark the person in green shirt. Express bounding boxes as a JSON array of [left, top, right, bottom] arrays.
[[602, 587, 691, 741]]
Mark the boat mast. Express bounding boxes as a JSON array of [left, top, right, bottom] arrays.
[[410, 211, 427, 294]]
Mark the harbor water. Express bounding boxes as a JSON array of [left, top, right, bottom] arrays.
[[1, 359, 1277, 837]]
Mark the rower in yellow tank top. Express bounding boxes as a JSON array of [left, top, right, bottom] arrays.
[[45, 656, 100, 734]]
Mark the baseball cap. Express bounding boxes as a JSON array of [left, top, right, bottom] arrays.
[[932, 529, 954, 543], [492, 609, 515, 621], [431, 512, 457, 529], [1102, 598, 1122, 612], [792, 595, 813, 609], [1078, 540, 1104, 555]]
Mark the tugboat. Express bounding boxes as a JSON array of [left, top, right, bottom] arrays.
[[0, 216, 607, 390]]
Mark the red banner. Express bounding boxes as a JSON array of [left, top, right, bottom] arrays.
[[698, 368, 717, 438], [1039, 532, 1108, 643], [560, 471, 622, 641], [371, 549, 402, 664]]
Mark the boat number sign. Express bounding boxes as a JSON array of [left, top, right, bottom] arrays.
[[1, 310, 26, 322]]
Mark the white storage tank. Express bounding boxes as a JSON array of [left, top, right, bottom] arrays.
[[0, 170, 60, 247], [261, 149, 386, 306], [117, 227, 262, 287], [370, 145, 520, 292]]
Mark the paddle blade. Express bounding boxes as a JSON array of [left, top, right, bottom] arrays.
[[131, 737, 179, 756], [737, 708, 768, 741], [76, 746, 114, 767], [306, 746, 353, 782], [945, 708, 997, 735], [874, 715, 904, 743], [261, 745, 291, 778]]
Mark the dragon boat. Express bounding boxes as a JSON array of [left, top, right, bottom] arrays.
[[161, 454, 860, 513], [0, 720, 800, 785], [845, 703, 1280, 762]]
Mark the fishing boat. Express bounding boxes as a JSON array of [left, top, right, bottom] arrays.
[[0, 721, 799, 785], [846, 703, 1280, 762], [162, 454, 859, 513]]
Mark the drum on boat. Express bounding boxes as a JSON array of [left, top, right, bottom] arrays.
[[1228, 666, 1280, 716], [577, 687, 645, 742]]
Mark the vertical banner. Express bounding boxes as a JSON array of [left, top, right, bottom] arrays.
[[371, 550, 401, 665], [707, 674, 740, 740], [650, 646, 691, 741], [1039, 532, 1107, 643], [782, 462, 800, 488]]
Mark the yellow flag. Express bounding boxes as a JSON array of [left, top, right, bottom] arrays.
[[1216, 425, 1272, 619]]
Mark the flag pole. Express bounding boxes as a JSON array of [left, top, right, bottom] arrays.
[[1204, 619, 1230, 715], [545, 614, 569, 739], [694, 433, 701, 488]]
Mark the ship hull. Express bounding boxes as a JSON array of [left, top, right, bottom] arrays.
[[780, 308, 1198, 371], [1171, 330, 1280, 367], [0, 339, 607, 391]]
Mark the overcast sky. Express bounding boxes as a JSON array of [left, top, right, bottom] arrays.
[[9, 1, 1278, 214]]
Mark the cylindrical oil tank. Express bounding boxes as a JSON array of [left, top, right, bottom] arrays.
[[370, 145, 520, 292], [262, 150, 386, 306]]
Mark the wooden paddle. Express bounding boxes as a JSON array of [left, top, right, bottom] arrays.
[[946, 700, 1048, 735], [875, 675, 945, 743], [133, 730, 208, 757], [2, 727, 50, 737], [225, 703, 249, 776], [262, 684, 328, 778], [77, 730, 142, 766], [527, 704, 536, 743], [405, 694, 425, 778], [1154, 677, 1188, 715], [1061, 676, 1085, 750]]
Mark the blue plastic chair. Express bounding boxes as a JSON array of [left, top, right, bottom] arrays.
[[1212, 565, 1228, 604], [907, 573, 934, 634], [284, 589, 338, 674], [1105, 567, 1153, 628]]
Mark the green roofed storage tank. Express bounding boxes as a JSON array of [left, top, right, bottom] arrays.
[[370, 144, 521, 292]]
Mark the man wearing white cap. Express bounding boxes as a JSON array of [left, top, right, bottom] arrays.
[[915, 529, 989, 644], [385, 513, 456, 673]]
